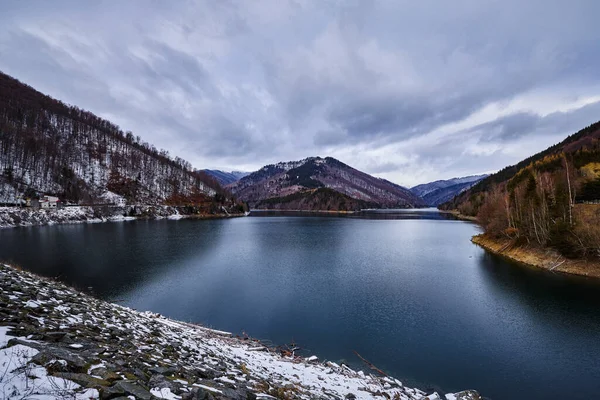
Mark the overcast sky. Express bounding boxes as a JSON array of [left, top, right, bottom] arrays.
[[1, 1, 600, 187]]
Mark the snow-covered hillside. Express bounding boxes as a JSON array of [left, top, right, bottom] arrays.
[[0, 72, 219, 205]]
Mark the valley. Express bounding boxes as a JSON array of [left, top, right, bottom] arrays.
[[1, 68, 600, 400]]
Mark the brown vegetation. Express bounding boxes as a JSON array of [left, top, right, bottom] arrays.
[[472, 234, 600, 278], [253, 188, 377, 211], [443, 122, 600, 264], [474, 155, 600, 260]]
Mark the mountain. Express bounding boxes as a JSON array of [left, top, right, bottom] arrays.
[[410, 175, 488, 206], [201, 169, 250, 186], [440, 120, 600, 259], [0, 71, 224, 206], [227, 156, 425, 210]]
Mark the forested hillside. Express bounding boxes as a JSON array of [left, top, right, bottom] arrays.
[[0, 72, 223, 206], [441, 121, 600, 258], [253, 188, 378, 211], [228, 156, 424, 210]]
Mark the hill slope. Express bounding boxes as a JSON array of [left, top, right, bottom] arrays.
[[411, 175, 487, 206], [441, 121, 600, 213], [227, 157, 424, 210], [441, 121, 600, 259], [201, 169, 250, 186], [0, 72, 223, 206]]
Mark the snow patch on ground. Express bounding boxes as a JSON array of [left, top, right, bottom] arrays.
[[151, 387, 181, 399], [0, 330, 99, 399], [98, 190, 126, 206]]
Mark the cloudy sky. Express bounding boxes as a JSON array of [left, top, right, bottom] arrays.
[[1, 1, 600, 187]]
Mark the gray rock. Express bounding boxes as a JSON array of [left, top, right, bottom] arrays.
[[8, 338, 44, 351], [59, 333, 76, 344], [44, 359, 71, 374], [149, 366, 177, 376], [90, 367, 122, 382], [114, 380, 154, 400], [450, 390, 482, 400], [30, 346, 88, 372], [148, 373, 183, 393], [193, 368, 218, 380], [183, 387, 216, 400], [52, 372, 110, 388], [99, 383, 126, 399], [221, 387, 255, 400], [133, 367, 150, 382]]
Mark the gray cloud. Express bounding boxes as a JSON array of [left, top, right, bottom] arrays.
[[475, 113, 542, 142], [407, 100, 600, 181], [1, 0, 599, 186], [472, 100, 600, 143]]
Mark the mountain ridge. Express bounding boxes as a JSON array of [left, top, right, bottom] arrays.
[[411, 174, 488, 206], [201, 169, 250, 186], [228, 156, 425, 210]]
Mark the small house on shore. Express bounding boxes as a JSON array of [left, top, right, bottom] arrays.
[[39, 195, 60, 209]]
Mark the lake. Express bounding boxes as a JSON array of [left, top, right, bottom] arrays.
[[1, 211, 599, 399]]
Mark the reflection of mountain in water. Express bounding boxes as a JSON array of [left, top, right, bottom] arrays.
[[354, 208, 460, 220], [249, 208, 460, 220]]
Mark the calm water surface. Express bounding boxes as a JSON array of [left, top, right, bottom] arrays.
[[1, 211, 599, 399]]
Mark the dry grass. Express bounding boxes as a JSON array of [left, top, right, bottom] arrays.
[[573, 203, 600, 219], [239, 363, 248, 375], [572, 204, 600, 258], [472, 234, 600, 279]]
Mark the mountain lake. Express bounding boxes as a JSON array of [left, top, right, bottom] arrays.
[[1, 209, 599, 400]]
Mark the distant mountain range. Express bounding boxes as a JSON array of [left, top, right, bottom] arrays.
[[226, 156, 425, 211], [410, 175, 488, 206], [201, 170, 250, 186]]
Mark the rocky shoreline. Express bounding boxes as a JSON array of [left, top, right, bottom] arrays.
[[0, 206, 243, 229], [0, 264, 480, 399], [472, 234, 600, 279]]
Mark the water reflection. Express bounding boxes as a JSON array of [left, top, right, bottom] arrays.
[[0, 220, 226, 297], [249, 208, 460, 220]]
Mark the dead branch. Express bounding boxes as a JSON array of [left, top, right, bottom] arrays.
[[550, 259, 566, 271], [353, 350, 387, 377]]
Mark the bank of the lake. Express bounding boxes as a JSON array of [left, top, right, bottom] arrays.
[[0, 205, 243, 229], [439, 210, 477, 222], [0, 263, 477, 400], [471, 234, 600, 279]]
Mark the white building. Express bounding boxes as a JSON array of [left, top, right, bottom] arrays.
[[40, 195, 59, 209]]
